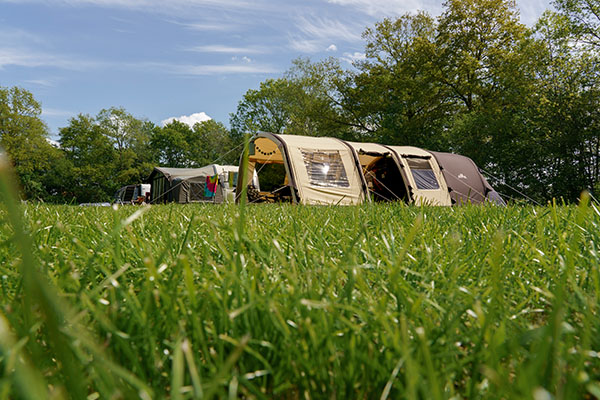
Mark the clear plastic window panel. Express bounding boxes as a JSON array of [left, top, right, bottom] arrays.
[[407, 158, 440, 190], [301, 150, 350, 188]]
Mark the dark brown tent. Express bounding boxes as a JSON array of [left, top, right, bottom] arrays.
[[429, 151, 505, 205]]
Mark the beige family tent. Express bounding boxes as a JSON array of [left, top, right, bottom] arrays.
[[148, 164, 239, 204], [345, 142, 452, 206], [235, 132, 504, 206], [236, 133, 367, 205]]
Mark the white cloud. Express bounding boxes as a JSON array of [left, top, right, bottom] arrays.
[[289, 39, 323, 53], [0, 46, 278, 75], [230, 56, 256, 63], [24, 78, 57, 87], [0, 48, 105, 70], [168, 20, 234, 32], [152, 62, 279, 75], [42, 107, 74, 117], [289, 15, 363, 53], [341, 51, 366, 64], [46, 138, 60, 147], [161, 112, 212, 127], [0, 27, 45, 45], [325, 0, 442, 17], [296, 15, 362, 43], [185, 44, 267, 54], [0, 0, 270, 14]]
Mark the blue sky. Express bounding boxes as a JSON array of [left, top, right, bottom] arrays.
[[1, 0, 552, 139]]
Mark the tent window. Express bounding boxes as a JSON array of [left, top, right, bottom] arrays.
[[301, 150, 349, 188], [406, 158, 440, 190]]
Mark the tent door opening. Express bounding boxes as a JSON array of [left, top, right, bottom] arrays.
[[249, 162, 295, 203], [245, 136, 296, 203], [362, 153, 409, 202]]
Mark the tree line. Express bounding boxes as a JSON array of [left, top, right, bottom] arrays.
[[1, 0, 599, 203], [0, 94, 239, 203]]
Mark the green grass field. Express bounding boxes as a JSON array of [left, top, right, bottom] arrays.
[[1, 174, 600, 398]]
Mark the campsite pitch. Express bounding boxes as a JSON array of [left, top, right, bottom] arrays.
[[0, 202, 599, 398]]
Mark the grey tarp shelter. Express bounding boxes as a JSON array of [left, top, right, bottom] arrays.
[[148, 165, 238, 204], [235, 132, 504, 206]]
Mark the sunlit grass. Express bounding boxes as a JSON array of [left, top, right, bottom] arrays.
[[1, 186, 599, 398]]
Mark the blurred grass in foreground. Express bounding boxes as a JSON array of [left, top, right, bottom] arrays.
[[0, 171, 599, 398]]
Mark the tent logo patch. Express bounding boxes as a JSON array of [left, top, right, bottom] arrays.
[[458, 173, 467, 180]]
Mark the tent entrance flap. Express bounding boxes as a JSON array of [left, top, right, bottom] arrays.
[[342, 142, 410, 203], [244, 135, 295, 203], [364, 154, 409, 202]]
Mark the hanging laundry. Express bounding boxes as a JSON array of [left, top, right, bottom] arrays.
[[205, 174, 219, 198]]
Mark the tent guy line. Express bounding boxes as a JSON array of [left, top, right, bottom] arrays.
[[479, 167, 542, 206]]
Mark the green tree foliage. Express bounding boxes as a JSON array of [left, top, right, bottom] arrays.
[[434, 0, 532, 112], [59, 114, 118, 202], [230, 78, 302, 137], [150, 120, 191, 167], [230, 58, 355, 139], [151, 119, 237, 168], [58, 108, 154, 202], [433, 0, 547, 198], [284, 57, 358, 138], [355, 12, 453, 147], [96, 107, 155, 185], [0, 86, 58, 199], [345, 0, 550, 200], [528, 11, 600, 200], [553, 0, 600, 47], [187, 119, 237, 166]]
